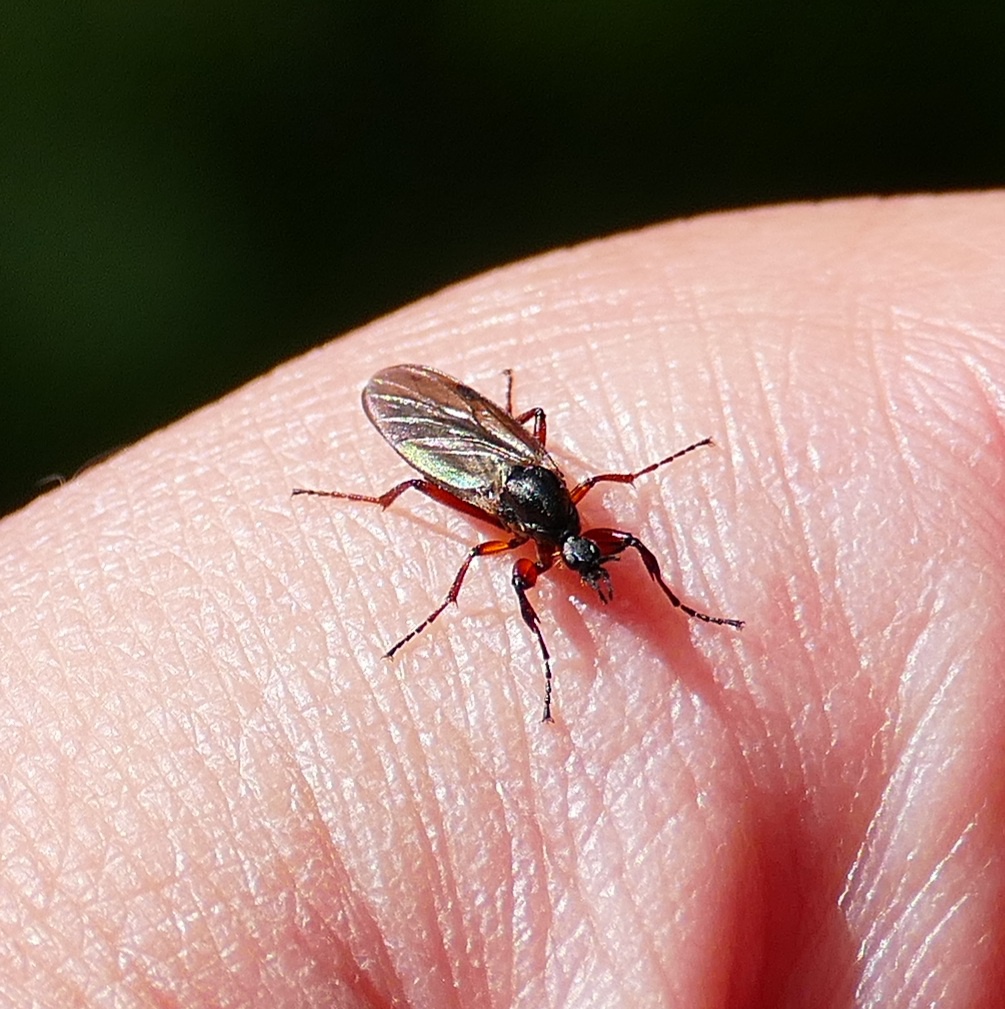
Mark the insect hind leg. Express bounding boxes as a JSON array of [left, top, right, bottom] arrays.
[[293, 477, 430, 509], [385, 534, 526, 659], [501, 367, 547, 444], [293, 478, 505, 528]]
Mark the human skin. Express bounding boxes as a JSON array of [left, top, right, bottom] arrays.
[[2, 193, 1004, 1008]]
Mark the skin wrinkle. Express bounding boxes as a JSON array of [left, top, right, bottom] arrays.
[[284, 679, 390, 994], [341, 520, 406, 666], [127, 613, 255, 1000], [498, 782, 542, 1006], [400, 754, 471, 1005], [463, 787, 517, 1008], [310, 501, 398, 716], [147, 775, 238, 959], [566, 794, 631, 990], [559, 752, 619, 1000], [335, 736, 431, 1000], [482, 796, 519, 1009], [310, 787, 408, 1004], [860, 315, 921, 527], [909, 349, 997, 459], [412, 720, 507, 1002], [561, 843, 617, 1000], [837, 576, 942, 917], [608, 764, 685, 1001], [394, 717, 496, 1005], [959, 354, 1005, 484], [746, 345, 820, 767], [704, 347, 745, 554], [907, 834, 976, 963], [510, 691, 554, 999], [742, 308, 915, 985], [853, 655, 978, 997], [863, 860, 969, 1005], [61, 706, 182, 964], [600, 751, 679, 994], [904, 370, 981, 465]]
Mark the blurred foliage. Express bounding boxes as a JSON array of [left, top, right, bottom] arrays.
[[3, 1, 1004, 514]]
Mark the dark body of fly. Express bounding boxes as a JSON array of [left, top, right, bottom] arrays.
[[293, 364, 743, 721]]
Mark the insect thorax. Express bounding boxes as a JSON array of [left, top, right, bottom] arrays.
[[498, 465, 580, 543]]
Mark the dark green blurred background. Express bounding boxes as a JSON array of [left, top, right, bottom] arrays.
[[3, 2, 1004, 516]]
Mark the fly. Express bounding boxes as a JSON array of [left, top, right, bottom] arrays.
[[293, 363, 743, 721]]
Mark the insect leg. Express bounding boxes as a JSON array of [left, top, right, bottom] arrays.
[[570, 438, 714, 503], [385, 535, 527, 659], [587, 528, 744, 629], [293, 478, 506, 528], [501, 367, 547, 443], [511, 556, 557, 722], [515, 408, 547, 446]]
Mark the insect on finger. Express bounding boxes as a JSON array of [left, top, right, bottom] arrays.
[[293, 364, 743, 722]]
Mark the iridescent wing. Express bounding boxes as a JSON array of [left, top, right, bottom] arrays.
[[362, 364, 562, 508]]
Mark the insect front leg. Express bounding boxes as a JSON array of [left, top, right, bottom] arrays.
[[511, 556, 557, 722], [587, 528, 744, 629], [386, 534, 527, 659], [570, 438, 714, 503]]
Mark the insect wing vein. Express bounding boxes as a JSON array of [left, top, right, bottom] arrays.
[[363, 364, 556, 501]]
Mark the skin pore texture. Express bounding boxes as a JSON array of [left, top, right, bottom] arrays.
[[2, 193, 1005, 1008]]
